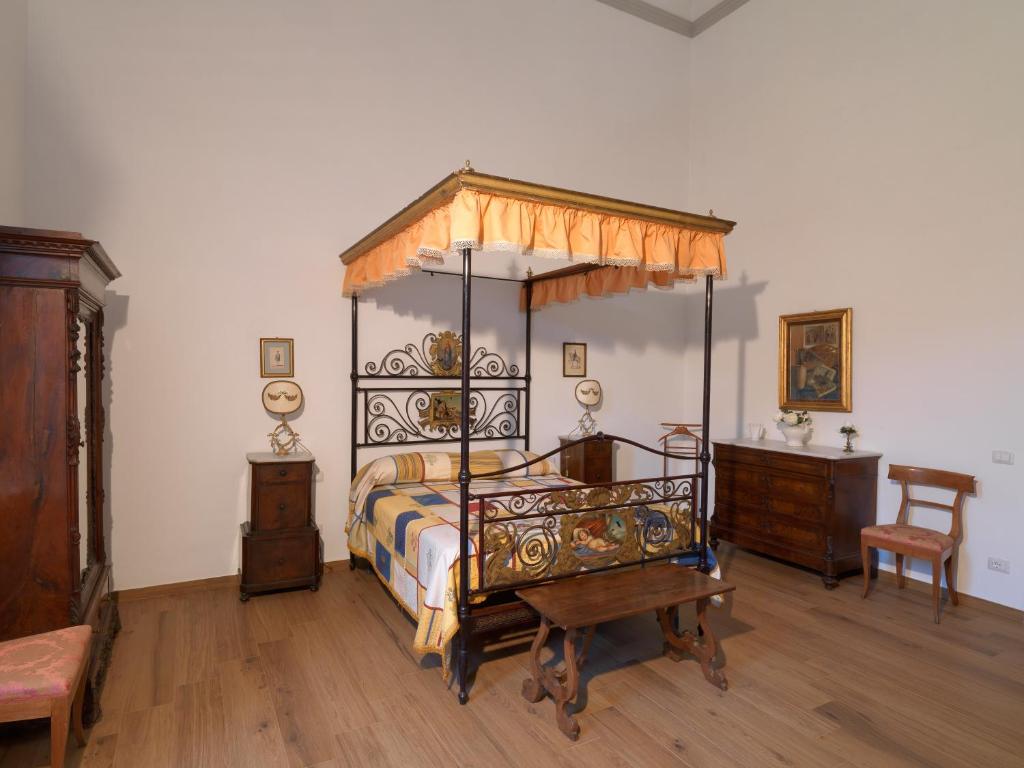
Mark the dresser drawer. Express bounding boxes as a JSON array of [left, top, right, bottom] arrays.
[[766, 472, 828, 504], [715, 462, 766, 491], [712, 503, 762, 532], [715, 479, 767, 510], [587, 462, 612, 484], [767, 496, 825, 523], [255, 461, 312, 486], [715, 444, 768, 467], [243, 527, 318, 585], [764, 516, 823, 550], [766, 454, 829, 478], [254, 482, 310, 530]]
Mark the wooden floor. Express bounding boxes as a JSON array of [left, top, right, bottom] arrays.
[[3, 545, 1022, 768]]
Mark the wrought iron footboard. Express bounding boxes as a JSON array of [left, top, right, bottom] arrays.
[[469, 472, 701, 595]]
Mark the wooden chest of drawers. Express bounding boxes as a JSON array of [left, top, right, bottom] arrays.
[[711, 439, 881, 588], [559, 436, 614, 484], [240, 452, 322, 600]]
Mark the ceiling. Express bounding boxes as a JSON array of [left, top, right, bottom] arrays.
[[593, 0, 751, 37]]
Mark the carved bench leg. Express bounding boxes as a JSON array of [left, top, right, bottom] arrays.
[[657, 599, 728, 691], [521, 619, 590, 741], [554, 627, 582, 741], [522, 617, 551, 704]]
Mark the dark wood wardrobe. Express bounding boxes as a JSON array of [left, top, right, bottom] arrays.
[[0, 225, 121, 723]]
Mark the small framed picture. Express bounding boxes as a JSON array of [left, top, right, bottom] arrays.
[[562, 342, 587, 377], [260, 337, 294, 378]]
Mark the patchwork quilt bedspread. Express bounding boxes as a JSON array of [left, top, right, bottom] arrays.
[[345, 449, 716, 675], [346, 450, 567, 671]]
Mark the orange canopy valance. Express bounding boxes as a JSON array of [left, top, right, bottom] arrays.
[[522, 264, 705, 311], [340, 170, 733, 303]]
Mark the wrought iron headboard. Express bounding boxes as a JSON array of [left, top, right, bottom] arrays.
[[351, 298, 531, 478]]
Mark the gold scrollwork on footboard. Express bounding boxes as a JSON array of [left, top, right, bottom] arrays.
[[480, 477, 696, 590]]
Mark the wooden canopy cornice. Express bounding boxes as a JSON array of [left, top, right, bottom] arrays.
[[338, 168, 736, 266]]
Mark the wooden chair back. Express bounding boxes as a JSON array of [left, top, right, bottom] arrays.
[[887, 464, 976, 543]]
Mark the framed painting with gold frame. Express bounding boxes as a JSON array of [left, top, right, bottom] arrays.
[[778, 308, 851, 412]]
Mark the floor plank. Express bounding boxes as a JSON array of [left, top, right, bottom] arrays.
[[2, 547, 1021, 768]]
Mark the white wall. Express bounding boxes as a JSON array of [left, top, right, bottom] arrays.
[[687, 0, 1024, 609], [24, 0, 694, 590], [0, 0, 26, 222]]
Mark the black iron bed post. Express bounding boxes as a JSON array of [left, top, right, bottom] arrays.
[[457, 245, 472, 705], [349, 295, 359, 571], [698, 274, 714, 573], [524, 281, 532, 451], [350, 295, 359, 482]]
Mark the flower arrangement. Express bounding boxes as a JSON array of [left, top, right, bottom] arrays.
[[775, 409, 813, 446], [840, 421, 858, 452], [774, 409, 812, 426]]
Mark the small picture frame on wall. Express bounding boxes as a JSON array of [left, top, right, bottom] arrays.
[[562, 342, 587, 377], [778, 308, 852, 411], [260, 337, 294, 378]]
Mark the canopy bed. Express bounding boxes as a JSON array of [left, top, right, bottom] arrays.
[[339, 167, 734, 704]]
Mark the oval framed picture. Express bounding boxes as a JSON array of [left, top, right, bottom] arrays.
[[261, 380, 303, 415]]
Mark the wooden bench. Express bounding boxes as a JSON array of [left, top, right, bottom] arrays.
[[516, 564, 735, 740]]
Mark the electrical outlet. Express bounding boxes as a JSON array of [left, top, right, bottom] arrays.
[[992, 450, 1015, 465], [988, 557, 1011, 574]]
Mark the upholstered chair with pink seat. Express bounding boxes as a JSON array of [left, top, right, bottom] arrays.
[[861, 464, 976, 623], [0, 625, 92, 767]]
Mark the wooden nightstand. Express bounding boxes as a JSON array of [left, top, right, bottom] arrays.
[[558, 436, 614, 484], [240, 452, 322, 601]]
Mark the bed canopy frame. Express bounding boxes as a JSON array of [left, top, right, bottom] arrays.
[[341, 166, 735, 703]]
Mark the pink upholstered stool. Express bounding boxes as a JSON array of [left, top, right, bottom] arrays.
[[0, 625, 92, 767]]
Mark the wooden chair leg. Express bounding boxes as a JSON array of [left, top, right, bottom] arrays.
[[944, 554, 959, 606], [931, 558, 942, 624], [895, 554, 905, 588], [50, 695, 71, 768], [860, 542, 872, 598]]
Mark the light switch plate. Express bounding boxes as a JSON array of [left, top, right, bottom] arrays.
[[988, 557, 1011, 574], [992, 450, 1014, 465]]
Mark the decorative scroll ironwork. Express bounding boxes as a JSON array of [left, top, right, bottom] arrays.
[[477, 477, 697, 590], [363, 332, 521, 378], [361, 387, 522, 446], [481, 478, 692, 520]]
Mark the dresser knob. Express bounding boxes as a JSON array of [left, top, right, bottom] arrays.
[[278, 503, 286, 511], [278, 469, 288, 477]]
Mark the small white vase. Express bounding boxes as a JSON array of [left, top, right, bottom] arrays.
[[778, 423, 813, 447]]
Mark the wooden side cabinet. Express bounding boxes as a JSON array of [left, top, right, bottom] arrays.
[[559, 436, 614, 484], [240, 452, 322, 600], [711, 439, 881, 588]]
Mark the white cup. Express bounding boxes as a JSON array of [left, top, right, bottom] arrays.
[[747, 423, 765, 440]]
